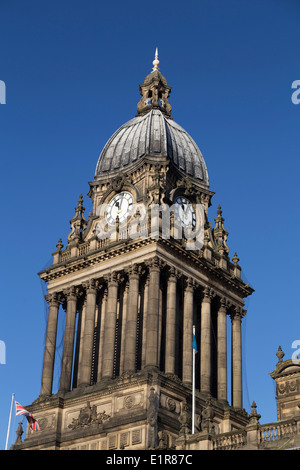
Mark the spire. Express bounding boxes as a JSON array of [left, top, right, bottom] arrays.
[[137, 49, 172, 117], [152, 48, 159, 71], [213, 205, 229, 256], [67, 194, 88, 245]]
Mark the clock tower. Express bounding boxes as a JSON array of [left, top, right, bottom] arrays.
[[17, 51, 254, 450]]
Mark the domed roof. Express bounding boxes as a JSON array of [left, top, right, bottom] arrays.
[[95, 50, 209, 186], [95, 109, 209, 185]]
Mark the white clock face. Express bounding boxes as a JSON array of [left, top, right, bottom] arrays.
[[174, 196, 196, 229], [106, 192, 133, 225]]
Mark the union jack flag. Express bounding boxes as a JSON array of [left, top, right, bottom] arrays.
[[15, 401, 40, 431]]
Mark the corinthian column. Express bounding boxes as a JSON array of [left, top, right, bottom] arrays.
[[145, 257, 161, 369], [102, 273, 118, 379], [59, 287, 78, 391], [217, 298, 227, 401], [200, 287, 213, 394], [97, 288, 107, 381], [124, 265, 140, 372], [182, 278, 194, 385], [119, 282, 129, 375], [141, 275, 149, 369], [231, 307, 244, 408], [78, 279, 98, 387], [164, 268, 177, 375], [40, 293, 61, 396]]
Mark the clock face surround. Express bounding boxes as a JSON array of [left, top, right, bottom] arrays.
[[174, 196, 196, 229], [105, 192, 133, 225]]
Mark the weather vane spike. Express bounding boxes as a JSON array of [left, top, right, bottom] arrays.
[[152, 48, 159, 71]]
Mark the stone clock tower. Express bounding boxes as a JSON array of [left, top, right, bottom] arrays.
[[17, 52, 254, 450]]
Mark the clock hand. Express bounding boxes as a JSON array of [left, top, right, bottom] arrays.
[[181, 203, 190, 219]]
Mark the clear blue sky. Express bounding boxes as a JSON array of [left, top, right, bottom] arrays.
[[1, 0, 299, 449]]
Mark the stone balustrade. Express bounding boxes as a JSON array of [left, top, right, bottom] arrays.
[[183, 417, 300, 450]]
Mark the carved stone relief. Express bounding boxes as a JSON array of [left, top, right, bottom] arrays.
[[68, 401, 110, 430], [160, 394, 180, 414], [36, 414, 56, 432], [115, 392, 144, 412], [277, 378, 300, 396]]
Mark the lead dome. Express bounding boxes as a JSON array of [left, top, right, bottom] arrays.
[[95, 51, 209, 187]]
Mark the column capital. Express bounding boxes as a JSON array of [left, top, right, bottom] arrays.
[[219, 296, 229, 311], [167, 266, 179, 282], [185, 276, 195, 291], [83, 278, 100, 294], [127, 263, 141, 278], [63, 285, 80, 301], [105, 271, 121, 285], [45, 292, 62, 306], [230, 305, 245, 321], [147, 256, 162, 272], [202, 287, 214, 302]]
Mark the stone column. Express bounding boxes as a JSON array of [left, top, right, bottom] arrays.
[[59, 287, 78, 392], [141, 276, 149, 369], [182, 278, 194, 385], [102, 273, 118, 379], [200, 287, 213, 394], [97, 288, 107, 381], [231, 307, 244, 408], [164, 268, 177, 375], [78, 279, 98, 387], [145, 257, 160, 368], [76, 299, 86, 385], [119, 282, 129, 375], [217, 298, 227, 401], [124, 265, 140, 372], [40, 293, 61, 396]]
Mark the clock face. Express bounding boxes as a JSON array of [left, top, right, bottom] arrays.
[[105, 192, 133, 225], [174, 196, 196, 229]]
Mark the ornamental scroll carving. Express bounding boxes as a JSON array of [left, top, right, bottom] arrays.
[[277, 378, 300, 396]]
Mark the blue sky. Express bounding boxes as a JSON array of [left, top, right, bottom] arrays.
[[0, 0, 300, 449]]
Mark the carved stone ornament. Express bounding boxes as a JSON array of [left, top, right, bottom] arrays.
[[176, 176, 195, 198], [147, 387, 159, 449], [147, 166, 166, 206], [147, 387, 158, 427], [37, 415, 55, 431], [277, 378, 300, 396], [178, 400, 191, 436], [14, 421, 24, 445], [248, 401, 261, 425], [166, 397, 176, 412], [213, 205, 229, 255], [276, 345, 285, 364], [68, 402, 110, 430], [124, 395, 135, 409], [67, 194, 88, 244], [201, 398, 216, 435], [108, 173, 132, 193], [157, 430, 168, 450]]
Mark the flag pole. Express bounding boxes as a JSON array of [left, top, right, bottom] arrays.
[[5, 393, 15, 450], [192, 325, 195, 434]]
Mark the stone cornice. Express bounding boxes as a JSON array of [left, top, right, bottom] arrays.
[[269, 359, 300, 379], [39, 237, 253, 302]]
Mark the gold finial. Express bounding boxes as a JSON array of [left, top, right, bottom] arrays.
[[152, 48, 159, 71]]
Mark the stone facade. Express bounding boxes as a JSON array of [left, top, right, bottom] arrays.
[[15, 53, 299, 451]]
